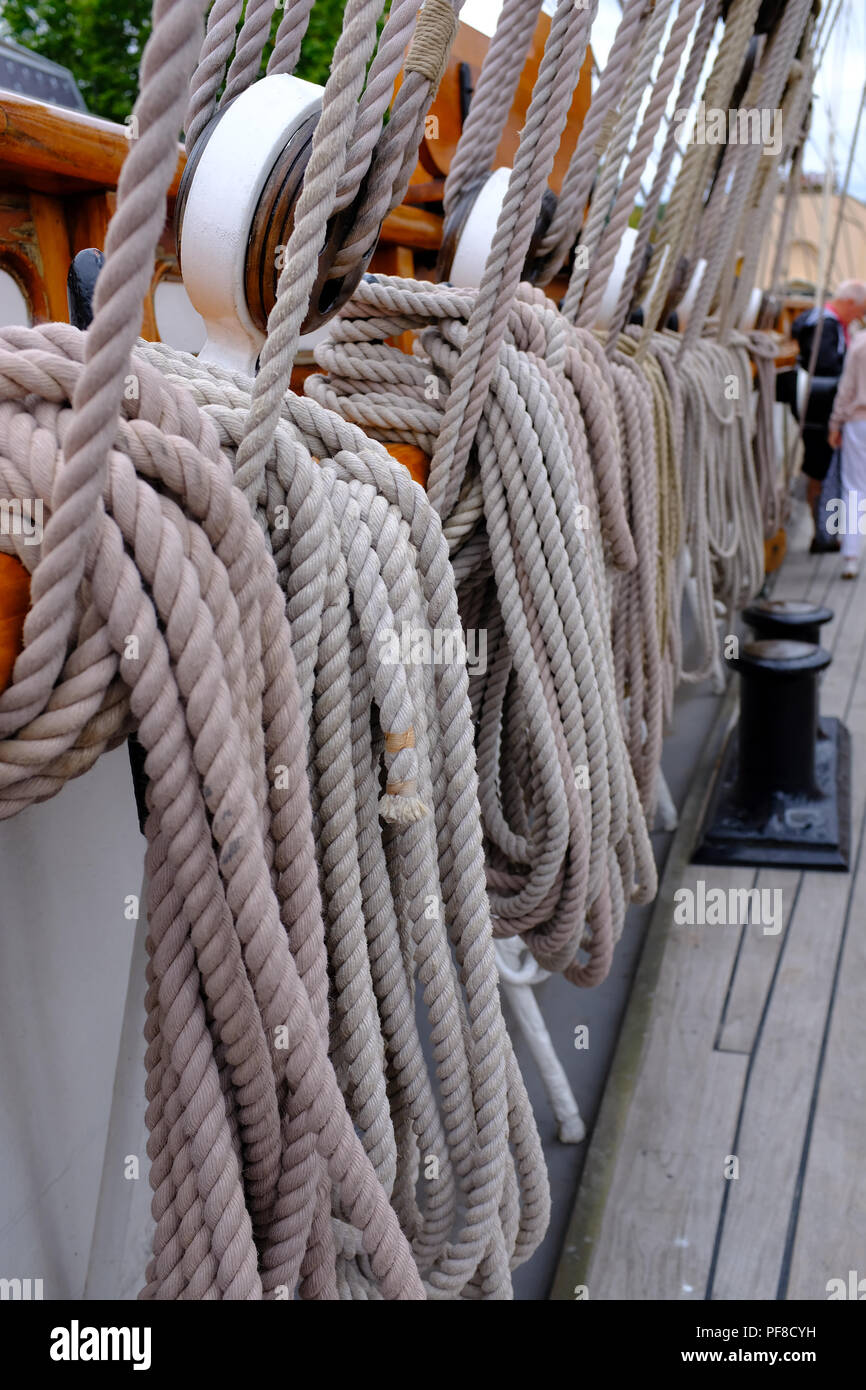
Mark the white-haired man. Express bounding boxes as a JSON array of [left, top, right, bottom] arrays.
[[793, 280, 866, 551], [829, 313, 866, 579]]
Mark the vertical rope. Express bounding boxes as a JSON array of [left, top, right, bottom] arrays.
[[426, 0, 598, 518], [679, 0, 815, 353], [535, 0, 649, 279], [443, 0, 544, 217], [0, 0, 206, 738], [638, 0, 764, 345], [606, 0, 722, 346]]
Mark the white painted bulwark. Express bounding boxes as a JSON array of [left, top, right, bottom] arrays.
[[0, 747, 147, 1299]]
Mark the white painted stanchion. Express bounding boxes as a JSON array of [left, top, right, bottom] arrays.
[[495, 938, 585, 1144], [684, 545, 727, 693], [655, 764, 679, 831], [676, 258, 708, 333]]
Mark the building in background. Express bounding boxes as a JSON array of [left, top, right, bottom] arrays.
[[758, 180, 866, 294], [0, 37, 85, 112]]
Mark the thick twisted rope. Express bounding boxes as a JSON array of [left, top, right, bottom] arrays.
[[0, 0, 551, 1299], [222, 0, 277, 106], [307, 274, 661, 982], [561, 0, 676, 323], [426, 0, 599, 517], [574, 0, 705, 330], [0, 326, 433, 1298], [1, 0, 792, 1301], [720, 47, 813, 338], [638, 0, 764, 345], [0, 0, 204, 741], [332, 0, 427, 214], [234, 0, 389, 494], [268, 0, 317, 77], [679, 0, 814, 352], [535, 0, 648, 279], [0, 312, 551, 1297], [185, 0, 245, 152], [442, 0, 544, 218], [326, 0, 462, 280], [606, 0, 723, 346]]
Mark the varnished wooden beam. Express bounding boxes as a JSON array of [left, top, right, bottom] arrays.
[[379, 203, 442, 252], [0, 93, 185, 203]]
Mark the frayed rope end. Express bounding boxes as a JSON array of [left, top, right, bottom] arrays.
[[379, 793, 429, 824]]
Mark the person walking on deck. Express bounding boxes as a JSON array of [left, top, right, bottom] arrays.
[[793, 281, 866, 551], [829, 325, 866, 579]]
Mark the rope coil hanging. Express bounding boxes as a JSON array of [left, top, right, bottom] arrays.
[[0, 0, 552, 1299], [309, 273, 659, 981], [310, 0, 817, 946], [0, 0, 822, 1300]]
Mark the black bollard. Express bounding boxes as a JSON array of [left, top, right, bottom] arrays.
[[733, 640, 829, 803], [694, 638, 850, 870], [743, 598, 833, 648]]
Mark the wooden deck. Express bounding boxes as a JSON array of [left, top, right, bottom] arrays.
[[551, 503, 866, 1301]]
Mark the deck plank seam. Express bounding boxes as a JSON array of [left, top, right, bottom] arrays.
[[703, 871, 807, 1299], [775, 785, 866, 1298], [711, 866, 760, 1053]]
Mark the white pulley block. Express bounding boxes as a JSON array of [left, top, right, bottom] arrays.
[[448, 167, 511, 289], [178, 74, 324, 376], [592, 226, 639, 331], [676, 257, 707, 332], [796, 365, 810, 420], [629, 241, 668, 331], [740, 286, 763, 331]]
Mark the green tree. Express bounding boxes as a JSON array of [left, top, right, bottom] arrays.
[[0, 0, 347, 125], [0, 1, 152, 123]]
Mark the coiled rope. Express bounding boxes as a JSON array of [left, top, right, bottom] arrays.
[[308, 274, 659, 980], [0, 0, 820, 1299], [310, 0, 810, 915], [0, 0, 550, 1299]]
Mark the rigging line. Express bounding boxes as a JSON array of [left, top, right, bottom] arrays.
[[816, 0, 846, 72], [821, 0, 849, 146], [821, 75, 866, 297], [815, 0, 844, 57]]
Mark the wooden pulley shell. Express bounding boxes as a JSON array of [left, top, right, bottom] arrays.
[[248, 116, 380, 336]]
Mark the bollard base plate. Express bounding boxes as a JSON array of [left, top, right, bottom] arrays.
[[692, 717, 851, 870]]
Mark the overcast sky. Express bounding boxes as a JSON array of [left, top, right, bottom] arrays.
[[460, 0, 866, 201]]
